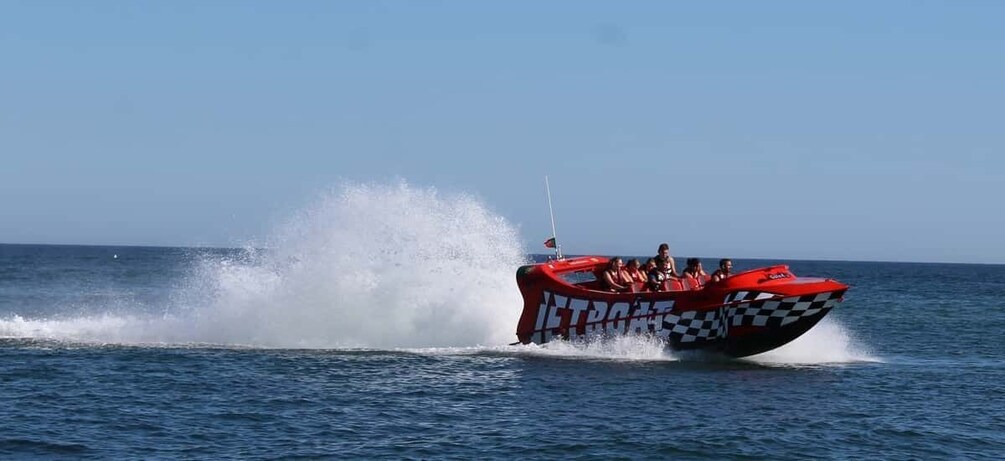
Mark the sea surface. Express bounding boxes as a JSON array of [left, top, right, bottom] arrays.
[[1, 243, 1002, 460]]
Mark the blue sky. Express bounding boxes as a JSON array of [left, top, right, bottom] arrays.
[[2, 1, 1003, 263]]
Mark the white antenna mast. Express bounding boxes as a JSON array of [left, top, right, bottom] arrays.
[[545, 176, 563, 260]]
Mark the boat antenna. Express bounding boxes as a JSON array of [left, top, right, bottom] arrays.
[[545, 176, 563, 260]]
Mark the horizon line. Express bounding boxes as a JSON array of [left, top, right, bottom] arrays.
[[1, 241, 1002, 267]]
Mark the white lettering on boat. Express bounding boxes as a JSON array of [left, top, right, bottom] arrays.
[[567, 298, 590, 327], [533, 291, 676, 341], [584, 301, 608, 335], [606, 302, 631, 333]]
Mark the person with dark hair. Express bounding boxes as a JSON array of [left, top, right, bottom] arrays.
[[681, 258, 709, 289], [647, 257, 672, 291], [710, 258, 733, 283], [681, 257, 696, 272], [601, 257, 632, 292], [656, 243, 678, 277]]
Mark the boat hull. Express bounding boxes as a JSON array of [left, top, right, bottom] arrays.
[[515, 257, 848, 358]]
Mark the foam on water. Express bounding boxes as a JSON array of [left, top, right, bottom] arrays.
[[514, 335, 677, 361], [0, 181, 528, 348], [745, 317, 880, 365], [407, 318, 877, 366], [411, 335, 679, 362]]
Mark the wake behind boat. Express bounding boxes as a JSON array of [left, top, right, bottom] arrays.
[[515, 256, 848, 357]]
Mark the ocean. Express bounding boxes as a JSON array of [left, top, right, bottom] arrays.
[[1, 187, 1002, 459]]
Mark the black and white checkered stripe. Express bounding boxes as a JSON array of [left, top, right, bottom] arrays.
[[725, 291, 842, 328], [662, 308, 728, 343], [662, 291, 775, 343], [724, 291, 778, 304], [662, 291, 840, 343]]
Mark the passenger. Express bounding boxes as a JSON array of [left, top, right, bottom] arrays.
[[681, 257, 695, 275], [601, 257, 633, 292], [642, 257, 657, 275], [710, 258, 733, 283], [681, 258, 710, 289], [647, 257, 672, 292], [681, 258, 709, 278], [624, 258, 647, 285], [698, 260, 709, 277], [656, 243, 678, 277], [694, 259, 709, 283]]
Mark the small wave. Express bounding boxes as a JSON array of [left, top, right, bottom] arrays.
[[0, 438, 90, 455], [0, 314, 167, 343]]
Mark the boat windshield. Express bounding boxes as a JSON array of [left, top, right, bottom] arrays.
[[558, 270, 596, 286]]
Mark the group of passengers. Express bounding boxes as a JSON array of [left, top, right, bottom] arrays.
[[601, 243, 733, 293]]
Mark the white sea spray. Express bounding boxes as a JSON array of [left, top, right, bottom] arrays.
[[0, 181, 528, 348]]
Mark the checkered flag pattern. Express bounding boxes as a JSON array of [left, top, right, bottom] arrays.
[[662, 290, 840, 343], [726, 291, 842, 328], [662, 308, 728, 343], [723, 291, 777, 303]]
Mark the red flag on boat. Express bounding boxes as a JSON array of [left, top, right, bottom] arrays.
[[543, 237, 557, 248]]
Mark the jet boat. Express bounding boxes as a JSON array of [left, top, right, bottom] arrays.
[[515, 256, 848, 357]]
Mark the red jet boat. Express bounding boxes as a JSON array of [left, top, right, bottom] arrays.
[[515, 256, 848, 357]]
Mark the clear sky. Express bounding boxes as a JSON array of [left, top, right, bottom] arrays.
[[2, 1, 1003, 263]]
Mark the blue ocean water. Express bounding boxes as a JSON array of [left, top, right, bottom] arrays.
[[1, 243, 1002, 459]]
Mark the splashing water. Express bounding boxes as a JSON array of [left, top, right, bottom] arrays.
[[477, 317, 876, 365], [403, 318, 877, 365], [499, 334, 678, 362], [0, 181, 529, 348], [745, 318, 879, 365]]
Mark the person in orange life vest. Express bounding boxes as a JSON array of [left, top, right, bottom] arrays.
[[681, 258, 709, 289], [624, 258, 647, 285], [601, 257, 633, 292], [710, 258, 733, 283]]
